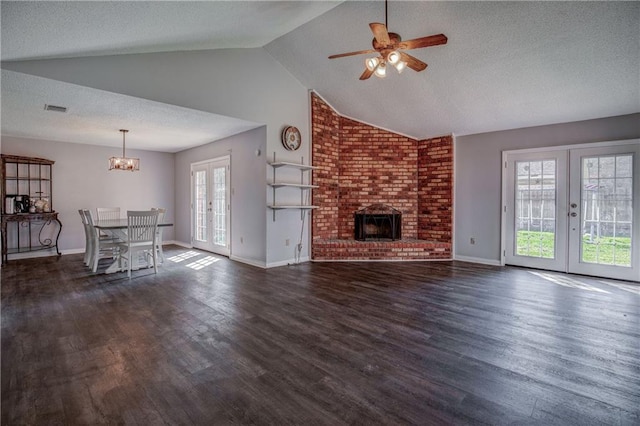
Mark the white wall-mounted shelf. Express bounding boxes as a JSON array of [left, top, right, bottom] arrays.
[[267, 205, 319, 210], [268, 183, 319, 189], [268, 154, 317, 221], [269, 161, 317, 171]]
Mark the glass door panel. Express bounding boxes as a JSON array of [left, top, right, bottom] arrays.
[[515, 159, 557, 259], [569, 144, 639, 281], [580, 155, 632, 266], [212, 165, 227, 248], [194, 168, 208, 243], [505, 151, 567, 272]]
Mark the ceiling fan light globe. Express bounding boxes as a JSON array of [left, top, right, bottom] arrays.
[[365, 57, 380, 71], [374, 62, 387, 78], [394, 60, 407, 73], [387, 51, 401, 64]]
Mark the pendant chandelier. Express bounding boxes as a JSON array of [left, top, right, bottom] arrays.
[[109, 129, 139, 171]]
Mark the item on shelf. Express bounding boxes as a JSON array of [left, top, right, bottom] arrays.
[[34, 199, 46, 213], [14, 195, 30, 213], [43, 196, 50, 212], [34, 194, 51, 212], [5, 196, 15, 214]]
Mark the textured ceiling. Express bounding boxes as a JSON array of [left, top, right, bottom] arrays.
[[1, 1, 342, 61], [1, 1, 638, 150], [266, 1, 640, 138], [1, 69, 261, 153]]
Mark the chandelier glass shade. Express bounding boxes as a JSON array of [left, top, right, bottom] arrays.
[[109, 129, 140, 171]]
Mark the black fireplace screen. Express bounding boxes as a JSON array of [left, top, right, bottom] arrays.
[[354, 204, 402, 241]]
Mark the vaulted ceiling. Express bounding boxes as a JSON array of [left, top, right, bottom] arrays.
[[2, 1, 638, 151]]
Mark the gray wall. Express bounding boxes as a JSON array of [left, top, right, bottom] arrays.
[[174, 126, 266, 266], [4, 47, 313, 266], [454, 113, 640, 264], [1, 136, 175, 253]]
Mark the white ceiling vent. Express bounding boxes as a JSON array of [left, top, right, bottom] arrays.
[[44, 104, 67, 113]]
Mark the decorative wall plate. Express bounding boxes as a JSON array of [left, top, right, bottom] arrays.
[[281, 126, 301, 151]]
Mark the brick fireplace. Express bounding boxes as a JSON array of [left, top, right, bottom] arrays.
[[311, 93, 453, 261]]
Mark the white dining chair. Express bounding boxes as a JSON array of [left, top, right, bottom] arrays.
[[96, 207, 121, 238], [78, 209, 93, 266], [151, 207, 166, 263], [85, 209, 122, 273], [118, 210, 160, 279], [96, 207, 121, 221]]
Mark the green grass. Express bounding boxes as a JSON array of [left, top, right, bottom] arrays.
[[516, 230, 632, 266], [516, 231, 555, 259]]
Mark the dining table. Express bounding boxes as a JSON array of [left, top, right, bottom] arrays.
[[93, 218, 173, 274]]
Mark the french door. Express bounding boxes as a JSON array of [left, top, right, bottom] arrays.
[[504, 142, 640, 281], [191, 156, 230, 256], [505, 151, 568, 272]]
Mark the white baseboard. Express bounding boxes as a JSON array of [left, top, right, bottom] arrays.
[[228, 255, 311, 269], [266, 256, 310, 268], [454, 255, 502, 266], [63, 248, 85, 255], [229, 255, 266, 269]]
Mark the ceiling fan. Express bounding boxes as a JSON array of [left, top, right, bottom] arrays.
[[328, 0, 447, 80]]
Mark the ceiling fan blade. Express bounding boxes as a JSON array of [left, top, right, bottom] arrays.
[[399, 52, 428, 72], [399, 34, 448, 50], [369, 22, 391, 46], [328, 49, 377, 59], [359, 67, 374, 80]]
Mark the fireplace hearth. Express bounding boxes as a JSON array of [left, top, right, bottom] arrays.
[[354, 204, 402, 241]]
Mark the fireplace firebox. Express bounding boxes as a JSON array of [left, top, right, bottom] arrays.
[[354, 204, 402, 241]]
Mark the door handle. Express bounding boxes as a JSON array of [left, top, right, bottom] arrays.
[[570, 203, 577, 209], [570, 212, 577, 217]]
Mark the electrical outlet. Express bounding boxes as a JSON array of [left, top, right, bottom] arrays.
[[470, 237, 476, 245], [285, 239, 290, 246]]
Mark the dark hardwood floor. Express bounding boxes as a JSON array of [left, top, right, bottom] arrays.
[[2, 246, 639, 425]]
